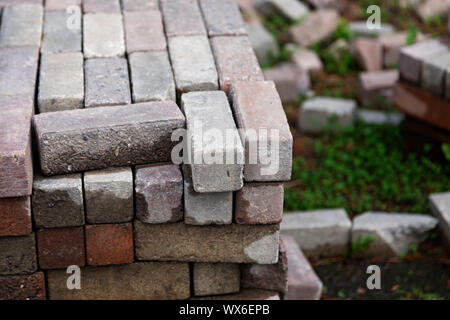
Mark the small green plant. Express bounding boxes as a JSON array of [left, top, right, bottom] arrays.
[[406, 27, 418, 45], [351, 236, 376, 257], [335, 19, 353, 42], [442, 144, 450, 161], [337, 290, 346, 299]]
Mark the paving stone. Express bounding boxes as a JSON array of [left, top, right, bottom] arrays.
[[196, 288, 280, 300], [429, 192, 450, 248], [83, 0, 120, 13], [0, 234, 37, 275], [168, 35, 218, 92], [122, 0, 158, 11], [352, 212, 438, 258], [378, 31, 428, 68], [246, 21, 279, 66], [83, 13, 125, 58], [255, 0, 309, 22], [0, 3, 43, 47], [352, 38, 382, 72], [38, 52, 84, 113], [0, 272, 46, 300], [33, 101, 185, 175], [199, 0, 247, 36], [290, 47, 323, 77], [45, 0, 81, 11], [0, 0, 42, 5], [85, 223, 134, 266], [348, 21, 395, 37], [210, 36, 264, 92], [0, 197, 32, 237], [135, 164, 183, 224], [32, 174, 84, 228], [229, 81, 292, 181], [290, 9, 339, 47], [356, 109, 404, 126], [416, 0, 450, 21], [193, 263, 240, 296], [235, 183, 284, 225], [41, 10, 82, 53], [135, 221, 280, 264], [282, 209, 351, 259], [181, 91, 244, 192], [399, 39, 448, 84], [84, 57, 131, 107], [305, 0, 337, 8], [161, 0, 206, 37], [37, 227, 85, 269], [47, 262, 190, 299], [183, 165, 233, 225], [357, 70, 399, 107], [282, 235, 323, 300], [422, 52, 450, 96], [129, 51, 175, 102], [84, 167, 133, 224], [123, 10, 166, 54]]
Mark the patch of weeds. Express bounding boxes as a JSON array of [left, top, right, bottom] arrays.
[[400, 244, 419, 259], [406, 27, 418, 46], [396, 288, 445, 300], [442, 144, 450, 162], [337, 290, 346, 299], [351, 236, 376, 257]]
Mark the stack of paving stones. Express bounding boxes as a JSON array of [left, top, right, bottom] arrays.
[[0, 0, 302, 300]]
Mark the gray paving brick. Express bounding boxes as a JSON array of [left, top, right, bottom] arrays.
[[199, 0, 247, 36], [193, 263, 240, 296], [45, 0, 81, 11], [0, 234, 37, 275], [41, 10, 82, 53], [83, 0, 120, 13], [121, 0, 158, 11], [422, 52, 450, 96], [161, 0, 206, 37]]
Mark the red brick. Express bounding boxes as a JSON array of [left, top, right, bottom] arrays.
[[352, 38, 382, 72], [83, 0, 120, 13], [124, 10, 166, 54], [85, 223, 134, 266], [37, 227, 85, 269], [0, 272, 46, 300], [0, 196, 32, 236]]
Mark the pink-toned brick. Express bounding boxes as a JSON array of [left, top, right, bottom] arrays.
[[0, 272, 46, 300], [357, 70, 399, 107], [0, 196, 32, 236], [124, 10, 166, 54], [45, 0, 81, 11], [83, 0, 120, 13], [352, 38, 382, 72], [199, 0, 247, 36], [161, 0, 206, 37]]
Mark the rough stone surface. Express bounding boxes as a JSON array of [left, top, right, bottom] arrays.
[[430, 192, 450, 247], [348, 21, 395, 37], [379, 31, 428, 67], [199, 0, 247, 36], [122, 0, 158, 11], [246, 21, 279, 65], [416, 0, 450, 21], [85, 57, 131, 107], [85, 223, 134, 266], [135, 164, 183, 224], [0, 197, 32, 237], [356, 109, 404, 126], [352, 38, 382, 72], [168, 35, 218, 92], [83, 0, 120, 13], [255, 0, 309, 21], [33, 101, 185, 175], [84, 167, 133, 224], [422, 52, 450, 96], [129, 51, 175, 102], [32, 174, 84, 228], [47, 262, 190, 300], [290, 9, 339, 47], [357, 70, 399, 107], [193, 263, 240, 296], [235, 183, 284, 224], [0, 272, 46, 300], [210, 36, 264, 92], [229, 81, 293, 182], [37, 227, 85, 269], [41, 10, 82, 53], [0, 3, 43, 47], [161, 0, 206, 37], [196, 288, 280, 300], [83, 13, 125, 58], [352, 212, 438, 258], [135, 220, 280, 264], [38, 52, 84, 112], [0, 234, 37, 275], [181, 91, 244, 193], [290, 47, 323, 77], [281, 209, 352, 258], [45, 0, 80, 11]]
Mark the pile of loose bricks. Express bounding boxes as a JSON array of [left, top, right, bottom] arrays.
[[0, 0, 307, 300]]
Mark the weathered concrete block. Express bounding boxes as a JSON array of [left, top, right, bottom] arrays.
[[122, 0, 158, 11], [199, 0, 247, 36], [290, 9, 339, 47], [181, 91, 244, 192], [47, 262, 190, 300], [84, 167, 133, 224], [168, 35, 218, 92], [246, 21, 279, 66], [83, 13, 125, 58], [356, 109, 404, 126], [45, 0, 81, 11], [0, 272, 46, 300], [161, 0, 206, 37], [193, 263, 240, 296], [135, 221, 280, 264], [38, 52, 84, 112], [352, 38, 382, 72], [33, 101, 185, 175], [210, 36, 264, 92], [83, 0, 120, 13], [0, 3, 43, 47], [379, 31, 428, 68], [196, 288, 280, 300], [229, 81, 293, 181], [357, 70, 399, 107], [255, 0, 309, 21], [348, 21, 394, 37], [135, 164, 183, 224], [41, 10, 82, 53], [430, 192, 450, 247], [290, 47, 323, 77], [32, 174, 84, 228], [0, 234, 37, 275], [0, 197, 32, 237], [422, 52, 450, 96], [85, 57, 131, 107], [129, 51, 175, 102], [236, 183, 284, 224], [281, 209, 352, 258]]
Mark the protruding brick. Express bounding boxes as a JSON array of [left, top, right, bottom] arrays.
[[83, 13, 125, 58], [135, 221, 280, 264], [290, 9, 338, 47], [356, 109, 404, 126], [37, 227, 85, 269], [32, 174, 84, 228], [210, 36, 263, 92], [290, 47, 323, 77], [38, 52, 84, 112], [0, 234, 37, 275], [0, 272, 46, 300], [33, 101, 185, 175], [161, 0, 206, 37], [129, 51, 175, 102], [181, 91, 244, 192], [379, 31, 428, 67], [169, 35, 219, 92], [0, 197, 32, 237], [135, 164, 183, 224], [255, 0, 309, 22], [47, 262, 190, 300], [199, 0, 247, 36], [352, 38, 382, 72], [85, 223, 134, 266], [357, 70, 399, 107], [122, 0, 158, 11], [123, 10, 166, 54], [430, 192, 450, 247], [83, 0, 120, 13], [229, 81, 293, 182], [41, 10, 82, 53], [193, 263, 240, 296], [422, 52, 450, 96], [196, 288, 280, 300], [85, 57, 131, 107], [45, 0, 81, 11]]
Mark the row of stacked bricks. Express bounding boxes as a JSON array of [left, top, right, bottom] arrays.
[[0, 0, 295, 300]]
